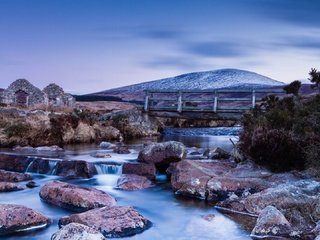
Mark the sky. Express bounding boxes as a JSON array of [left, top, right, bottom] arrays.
[[0, 0, 320, 94]]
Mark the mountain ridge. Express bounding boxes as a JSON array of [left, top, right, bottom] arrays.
[[91, 68, 285, 100]]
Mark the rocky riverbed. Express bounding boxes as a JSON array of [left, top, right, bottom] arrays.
[[0, 127, 318, 239]]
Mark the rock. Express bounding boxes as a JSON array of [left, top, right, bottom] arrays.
[[217, 180, 320, 235], [169, 160, 299, 201], [26, 180, 38, 188], [59, 206, 152, 238], [112, 143, 130, 154], [0, 182, 24, 192], [117, 174, 153, 190], [168, 160, 235, 200], [230, 146, 245, 163], [122, 162, 156, 180], [189, 151, 202, 156], [54, 160, 97, 178], [0, 204, 50, 235], [0, 169, 32, 182], [51, 223, 105, 240], [202, 214, 215, 222], [203, 147, 230, 159], [91, 152, 112, 158], [39, 181, 116, 212], [99, 141, 113, 149], [35, 145, 64, 152], [93, 125, 122, 142], [13, 145, 35, 153], [138, 141, 186, 172], [0, 154, 32, 172], [251, 206, 292, 239]]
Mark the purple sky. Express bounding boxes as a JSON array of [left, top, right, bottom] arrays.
[[1, 0, 320, 94]]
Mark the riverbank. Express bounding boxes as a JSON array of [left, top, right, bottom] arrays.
[[0, 102, 238, 147]]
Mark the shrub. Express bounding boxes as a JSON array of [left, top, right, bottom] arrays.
[[240, 128, 303, 172], [240, 83, 320, 172], [4, 122, 31, 138]]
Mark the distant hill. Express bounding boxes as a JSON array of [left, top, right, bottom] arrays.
[[88, 68, 285, 101]]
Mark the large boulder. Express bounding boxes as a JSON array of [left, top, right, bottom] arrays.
[[0, 204, 50, 235], [116, 174, 153, 191], [217, 180, 320, 237], [0, 169, 32, 182], [39, 181, 116, 212], [168, 160, 235, 200], [138, 141, 186, 172], [59, 206, 152, 238], [54, 160, 97, 178], [122, 162, 156, 180], [0, 182, 24, 192], [169, 160, 299, 201], [251, 206, 292, 239], [51, 223, 105, 240], [0, 154, 31, 172]]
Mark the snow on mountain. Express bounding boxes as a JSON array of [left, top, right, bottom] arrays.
[[108, 69, 284, 93]]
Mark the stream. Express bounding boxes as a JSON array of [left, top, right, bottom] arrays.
[[0, 127, 250, 240]]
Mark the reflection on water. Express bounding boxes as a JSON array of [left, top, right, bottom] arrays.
[[0, 127, 250, 240]]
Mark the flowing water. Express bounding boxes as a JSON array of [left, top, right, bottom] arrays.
[[0, 127, 250, 240]]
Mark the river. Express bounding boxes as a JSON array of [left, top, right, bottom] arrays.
[[0, 127, 250, 240]]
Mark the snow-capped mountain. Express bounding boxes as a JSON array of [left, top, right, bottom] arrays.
[[92, 69, 284, 100]]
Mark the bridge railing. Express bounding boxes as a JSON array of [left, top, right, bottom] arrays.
[[143, 88, 285, 113]]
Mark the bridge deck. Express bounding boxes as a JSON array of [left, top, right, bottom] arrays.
[[143, 88, 285, 116]]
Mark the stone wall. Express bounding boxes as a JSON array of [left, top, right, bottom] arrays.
[[0, 79, 75, 107], [4, 79, 46, 106]]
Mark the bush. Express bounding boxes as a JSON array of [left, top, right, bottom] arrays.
[[4, 122, 31, 138], [240, 88, 320, 172], [240, 128, 303, 172]]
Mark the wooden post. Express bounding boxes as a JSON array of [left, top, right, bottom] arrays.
[[177, 91, 182, 113], [213, 91, 218, 112], [144, 92, 149, 112], [252, 90, 256, 108]]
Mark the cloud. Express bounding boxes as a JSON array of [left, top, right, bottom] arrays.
[[142, 56, 211, 70], [183, 41, 246, 58], [250, 0, 320, 27], [137, 28, 184, 40]]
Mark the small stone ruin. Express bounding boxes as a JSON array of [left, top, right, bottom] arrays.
[[0, 79, 75, 107]]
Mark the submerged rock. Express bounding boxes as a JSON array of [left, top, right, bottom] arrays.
[[138, 141, 186, 172], [54, 160, 97, 178], [35, 145, 64, 152], [51, 223, 105, 240], [39, 181, 116, 212], [203, 147, 230, 159], [59, 206, 152, 238], [113, 144, 130, 154], [0, 182, 24, 192], [117, 174, 153, 191], [122, 162, 156, 180], [251, 206, 292, 239], [26, 180, 39, 188], [0, 169, 32, 182], [0, 204, 50, 235], [99, 141, 113, 149]]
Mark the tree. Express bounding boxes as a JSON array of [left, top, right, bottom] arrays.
[[283, 80, 301, 96], [308, 68, 320, 92]]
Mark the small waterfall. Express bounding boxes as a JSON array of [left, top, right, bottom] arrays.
[[25, 157, 59, 175], [95, 163, 123, 175], [48, 160, 58, 175], [25, 157, 36, 173]]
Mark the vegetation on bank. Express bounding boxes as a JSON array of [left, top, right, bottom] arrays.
[[240, 68, 320, 173]]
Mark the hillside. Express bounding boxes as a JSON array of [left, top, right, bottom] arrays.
[[90, 69, 285, 101]]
